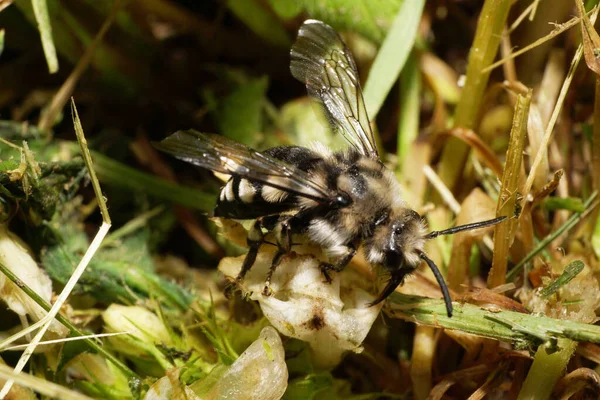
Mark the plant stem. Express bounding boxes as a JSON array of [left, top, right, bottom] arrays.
[[488, 90, 531, 288], [506, 192, 598, 281], [590, 78, 600, 238], [72, 100, 111, 225], [0, 261, 138, 380], [64, 142, 215, 212], [438, 0, 512, 190], [517, 339, 577, 400], [389, 293, 600, 345], [397, 52, 420, 171]]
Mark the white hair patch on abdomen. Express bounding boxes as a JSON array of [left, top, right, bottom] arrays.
[[262, 186, 289, 203], [238, 179, 255, 203], [224, 180, 235, 201]]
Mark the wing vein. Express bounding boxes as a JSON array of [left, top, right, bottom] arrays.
[[290, 19, 379, 159], [154, 130, 334, 204]]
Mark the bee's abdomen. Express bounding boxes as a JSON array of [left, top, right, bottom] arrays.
[[218, 177, 257, 204], [214, 146, 322, 219], [214, 178, 289, 219]]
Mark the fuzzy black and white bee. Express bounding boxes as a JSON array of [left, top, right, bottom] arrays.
[[155, 20, 504, 317]]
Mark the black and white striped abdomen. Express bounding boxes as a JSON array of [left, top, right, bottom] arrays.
[[213, 146, 322, 219], [219, 176, 258, 204], [214, 176, 298, 219]]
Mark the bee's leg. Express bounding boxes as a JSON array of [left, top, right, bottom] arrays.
[[225, 219, 266, 298], [281, 217, 295, 252], [236, 220, 265, 282], [262, 217, 295, 296], [225, 220, 266, 299], [320, 246, 356, 283], [262, 249, 286, 296]]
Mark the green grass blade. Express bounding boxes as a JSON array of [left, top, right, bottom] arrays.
[[507, 192, 598, 281], [0, 261, 139, 380], [397, 52, 420, 169], [517, 339, 577, 400], [32, 0, 59, 73], [227, 0, 290, 47], [488, 90, 531, 288], [301, 0, 400, 43], [363, 0, 425, 119], [437, 0, 512, 189], [539, 260, 585, 298], [63, 143, 215, 212], [267, 0, 302, 20], [389, 292, 600, 345], [71, 99, 110, 224], [0, 29, 4, 58]]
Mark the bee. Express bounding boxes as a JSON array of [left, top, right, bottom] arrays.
[[154, 19, 505, 317]]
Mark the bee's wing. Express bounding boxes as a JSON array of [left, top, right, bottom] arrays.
[[154, 130, 334, 203], [291, 19, 379, 159]]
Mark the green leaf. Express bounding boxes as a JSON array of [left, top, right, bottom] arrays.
[[42, 241, 138, 304], [0, 29, 4, 59], [363, 0, 425, 118], [301, 0, 402, 43], [397, 52, 420, 167], [279, 98, 347, 151], [0, 139, 80, 222], [518, 339, 577, 400], [437, 0, 513, 188], [582, 122, 594, 142], [57, 334, 95, 373], [543, 196, 586, 212], [539, 260, 585, 298], [42, 223, 194, 310], [508, 192, 597, 281], [99, 230, 154, 271], [0, 120, 47, 140], [227, 0, 291, 47], [268, 0, 303, 19], [32, 0, 58, 73], [217, 76, 269, 146], [16, 0, 148, 97], [489, 90, 531, 287], [79, 146, 215, 212], [283, 373, 333, 400], [75, 381, 132, 400], [284, 339, 314, 375]]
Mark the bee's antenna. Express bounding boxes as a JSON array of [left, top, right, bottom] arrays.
[[424, 216, 506, 240], [368, 254, 454, 318], [419, 252, 453, 317]]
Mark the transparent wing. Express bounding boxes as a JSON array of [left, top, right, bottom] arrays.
[[154, 130, 334, 203], [290, 19, 379, 159]]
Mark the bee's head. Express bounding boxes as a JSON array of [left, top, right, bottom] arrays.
[[364, 208, 454, 317], [365, 209, 426, 272]]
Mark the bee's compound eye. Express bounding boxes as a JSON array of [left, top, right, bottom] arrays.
[[409, 210, 421, 220], [334, 192, 352, 208]]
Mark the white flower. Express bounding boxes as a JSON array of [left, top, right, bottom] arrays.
[[207, 326, 287, 400], [0, 223, 66, 337], [103, 305, 172, 356], [218, 220, 382, 368]]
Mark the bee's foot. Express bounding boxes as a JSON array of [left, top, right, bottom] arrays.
[[319, 263, 334, 283], [262, 284, 273, 297], [225, 273, 249, 299], [224, 281, 239, 299]]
